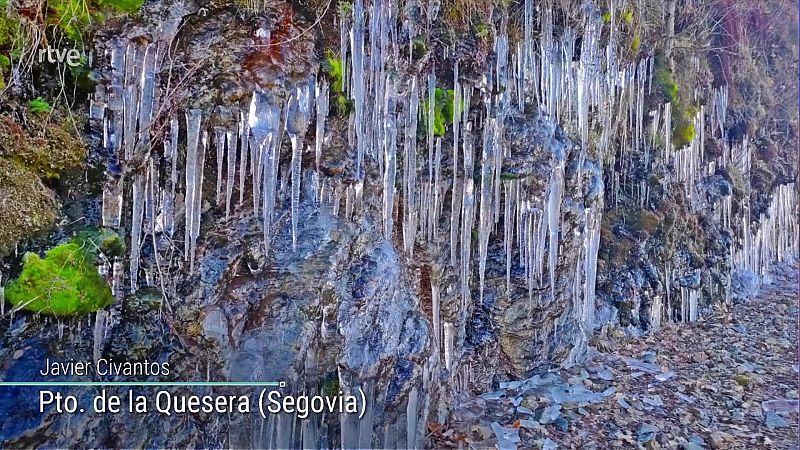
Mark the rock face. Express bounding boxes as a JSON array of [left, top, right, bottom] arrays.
[[595, 165, 735, 330], [445, 110, 603, 392], [181, 207, 431, 448]]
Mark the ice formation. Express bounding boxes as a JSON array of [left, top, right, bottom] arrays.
[[88, 0, 798, 378]]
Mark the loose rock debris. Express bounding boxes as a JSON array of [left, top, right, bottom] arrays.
[[437, 263, 799, 449]]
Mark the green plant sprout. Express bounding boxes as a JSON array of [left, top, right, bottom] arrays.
[[421, 88, 458, 137], [323, 50, 353, 116], [29, 97, 53, 113]]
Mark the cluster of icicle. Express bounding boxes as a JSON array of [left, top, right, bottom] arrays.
[[733, 182, 799, 282], [89, 0, 626, 331], [73, 2, 798, 447], [707, 88, 799, 288], [92, 33, 326, 296], [89, 0, 796, 361], [660, 82, 797, 317]]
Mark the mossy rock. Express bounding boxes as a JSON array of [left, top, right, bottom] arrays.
[[630, 35, 641, 53], [5, 240, 113, 316], [0, 158, 57, 256], [75, 228, 126, 258], [628, 209, 664, 236], [411, 37, 428, 59], [734, 373, 753, 387], [673, 116, 696, 148], [323, 50, 344, 94], [608, 238, 634, 266], [0, 114, 87, 179], [0, 112, 88, 255], [655, 65, 678, 103]]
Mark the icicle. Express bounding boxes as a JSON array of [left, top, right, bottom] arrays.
[[225, 126, 238, 220], [504, 180, 516, 295], [450, 64, 462, 268], [477, 118, 497, 302], [93, 310, 109, 363], [249, 92, 282, 254], [427, 74, 436, 229], [383, 76, 398, 239], [286, 85, 313, 252], [184, 109, 204, 271], [315, 80, 330, 200], [664, 102, 672, 159], [403, 77, 419, 255], [289, 139, 303, 250], [443, 321, 454, 371], [214, 127, 226, 201], [144, 158, 156, 235], [161, 117, 179, 236], [546, 158, 564, 300], [249, 92, 275, 219], [460, 123, 475, 307], [680, 287, 699, 323], [581, 206, 602, 327], [345, 184, 355, 219], [450, 177, 463, 269], [239, 108, 250, 206], [431, 270, 441, 356], [138, 43, 157, 145], [432, 137, 443, 239], [351, 0, 366, 176], [713, 85, 729, 138], [130, 173, 145, 291], [193, 132, 208, 271]]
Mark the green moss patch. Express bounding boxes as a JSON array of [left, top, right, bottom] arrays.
[[630, 35, 641, 53], [653, 62, 699, 148], [323, 50, 354, 117], [655, 65, 678, 103], [6, 239, 113, 316], [46, 0, 144, 46], [323, 50, 344, 94], [28, 97, 52, 114], [421, 87, 457, 137], [621, 10, 634, 25]]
